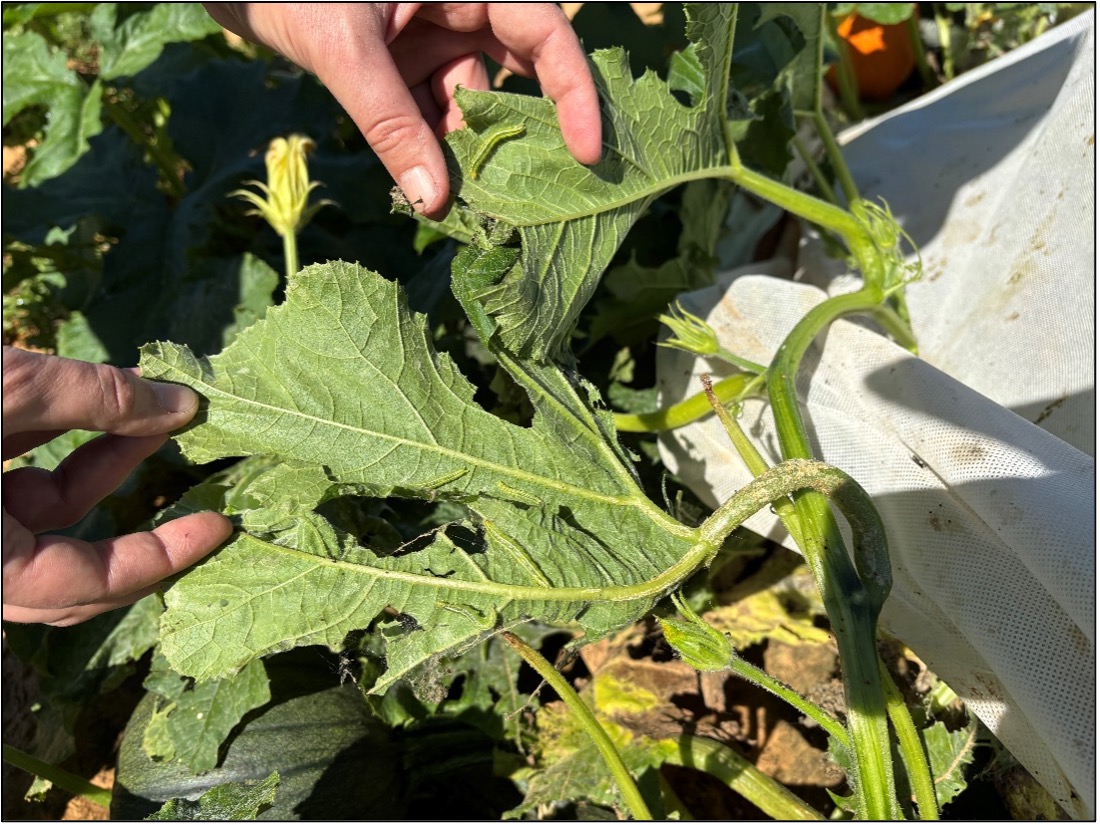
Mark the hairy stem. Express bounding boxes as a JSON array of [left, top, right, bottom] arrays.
[[701, 373, 804, 547], [906, 13, 937, 90], [829, 12, 865, 122], [726, 654, 850, 748], [501, 632, 653, 820], [766, 288, 899, 818], [935, 10, 956, 80], [728, 160, 865, 248], [664, 735, 824, 820], [2, 744, 112, 809], [614, 373, 756, 433], [792, 136, 839, 206], [880, 660, 940, 820], [812, 6, 861, 205], [282, 231, 299, 281]]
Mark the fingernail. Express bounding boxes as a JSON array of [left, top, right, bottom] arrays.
[[154, 382, 199, 416], [399, 166, 438, 214]]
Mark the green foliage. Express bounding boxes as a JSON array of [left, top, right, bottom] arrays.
[[142, 656, 271, 774], [146, 772, 279, 821], [139, 262, 698, 684], [114, 654, 399, 820], [1, 24, 103, 186], [438, 5, 738, 360], [114, 649, 522, 820], [2, 1, 1007, 819], [3, 46, 394, 366], [2, 3, 221, 186], [588, 178, 730, 347], [923, 717, 980, 808], [90, 3, 222, 83]]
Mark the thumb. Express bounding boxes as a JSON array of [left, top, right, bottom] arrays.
[[2, 347, 199, 438]]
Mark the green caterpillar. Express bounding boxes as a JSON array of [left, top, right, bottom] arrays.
[[469, 124, 526, 179]]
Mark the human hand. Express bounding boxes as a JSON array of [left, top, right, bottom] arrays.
[[204, 2, 602, 218], [2, 347, 233, 626]]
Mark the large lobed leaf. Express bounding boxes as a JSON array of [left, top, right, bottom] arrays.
[[142, 655, 271, 774], [442, 4, 738, 360], [141, 262, 699, 684], [1, 3, 221, 186], [1, 28, 103, 186], [89, 3, 223, 82]]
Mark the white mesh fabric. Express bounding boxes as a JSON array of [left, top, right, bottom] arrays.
[[657, 12, 1095, 817]]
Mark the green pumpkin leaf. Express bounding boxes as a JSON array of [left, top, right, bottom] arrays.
[[1, 29, 103, 186], [90, 3, 223, 81], [145, 771, 279, 821], [442, 4, 739, 360], [140, 262, 700, 684], [142, 655, 271, 774], [924, 717, 979, 808]]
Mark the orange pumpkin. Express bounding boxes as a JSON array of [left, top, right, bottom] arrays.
[[827, 10, 916, 102]]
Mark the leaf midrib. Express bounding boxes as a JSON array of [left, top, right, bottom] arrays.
[[222, 529, 708, 604], [169, 360, 647, 510], [473, 165, 735, 226]]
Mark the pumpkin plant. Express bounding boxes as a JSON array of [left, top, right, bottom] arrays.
[[4, 2, 987, 819], [125, 4, 938, 819]]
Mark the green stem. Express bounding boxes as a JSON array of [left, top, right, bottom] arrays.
[[811, 6, 861, 206], [244, 459, 887, 608], [906, 13, 937, 90], [726, 654, 850, 749], [701, 374, 805, 548], [698, 380, 867, 757], [768, 287, 913, 499], [728, 161, 864, 247], [812, 107, 860, 208], [664, 735, 823, 820], [699, 461, 891, 608], [2, 744, 112, 809], [869, 302, 919, 353], [792, 136, 839, 206], [766, 288, 899, 819], [501, 632, 653, 821], [879, 661, 940, 820], [741, 53, 909, 819], [714, 347, 767, 375], [103, 95, 186, 199], [282, 231, 299, 280], [614, 373, 756, 433], [935, 9, 956, 80], [829, 13, 865, 121], [658, 773, 694, 820]]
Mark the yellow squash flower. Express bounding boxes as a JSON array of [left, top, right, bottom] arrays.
[[232, 135, 331, 238]]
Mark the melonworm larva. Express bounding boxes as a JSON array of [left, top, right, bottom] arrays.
[[469, 124, 526, 179]]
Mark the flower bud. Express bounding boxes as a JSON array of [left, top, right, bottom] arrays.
[[658, 302, 720, 357], [658, 594, 733, 671], [231, 135, 331, 237]]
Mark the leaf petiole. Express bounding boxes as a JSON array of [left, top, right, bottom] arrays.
[[2, 744, 112, 810], [879, 660, 940, 819], [613, 373, 757, 433], [662, 735, 824, 820], [500, 632, 653, 821]]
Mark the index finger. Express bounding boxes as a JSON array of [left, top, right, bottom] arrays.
[[486, 4, 602, 165]]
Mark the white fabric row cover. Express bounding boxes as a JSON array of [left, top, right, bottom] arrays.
[[657, 11, 1095, 817]]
